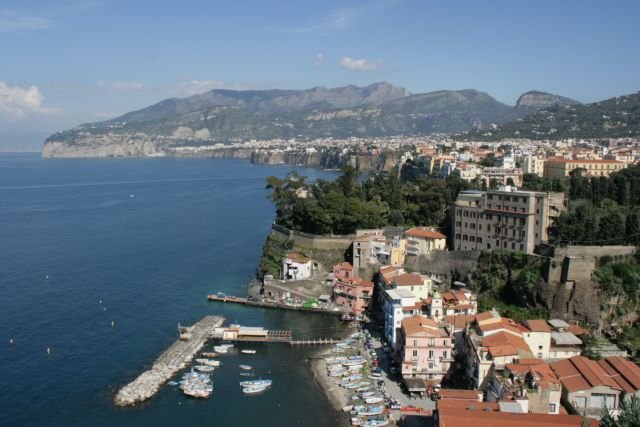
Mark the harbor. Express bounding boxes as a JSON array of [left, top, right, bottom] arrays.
[[114, 315, 225, 406]]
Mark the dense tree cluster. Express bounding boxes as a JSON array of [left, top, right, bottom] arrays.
[[531, 165, 640, 245], [265, 166, 469, 235]]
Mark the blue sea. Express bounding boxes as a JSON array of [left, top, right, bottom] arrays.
[[0, 154, 347, 426]]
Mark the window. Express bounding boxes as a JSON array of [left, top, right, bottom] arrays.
[[520, 244, 524, 251], [592, 394, 616, 410], [428, 362, 434, 369], [428, 350, 434, 359], [443, 351, 447, 359], [412, 349, 418, 357], [549, 403, 557, 413]]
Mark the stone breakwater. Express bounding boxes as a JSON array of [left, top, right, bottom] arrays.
[[114, 315, 225, 406]]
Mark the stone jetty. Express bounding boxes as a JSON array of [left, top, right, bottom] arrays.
[[114, 315, 224, 406]]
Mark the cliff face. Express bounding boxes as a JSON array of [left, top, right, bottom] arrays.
[[516, 90, 580, 109], [249, 149, 399, 172]]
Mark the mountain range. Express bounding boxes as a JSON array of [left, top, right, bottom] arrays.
[[44, 82, 629, 157]]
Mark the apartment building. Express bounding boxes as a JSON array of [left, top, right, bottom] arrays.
[[452, 186, 566, 254], [523, 155, 546, 177], [404, 227, 447, 256], [543, 158, 625, 179], [400, 315, 454, 383]]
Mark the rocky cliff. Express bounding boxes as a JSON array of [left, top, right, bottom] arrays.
[[516, 90, 580, 109]]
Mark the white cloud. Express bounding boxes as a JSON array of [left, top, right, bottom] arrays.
[[0, 10, 54, 32], [0, 82, 56, 120], [314, 53, 325, 66], [339, 56, 382, 71], [170, 80, 248, 97]]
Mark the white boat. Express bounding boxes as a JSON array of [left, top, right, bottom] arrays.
[[213, 345, 228, 353], [194, 365, 215, 373], [242, 385, 267, 394], [240, 372, 254, 377], [241, 349, 256, 354], [239, 364, 253, 371], [239, 379, 272, 388], [204, 360, 221, 367], [342, 405, 353, 412], [365, 397, 384, 404]]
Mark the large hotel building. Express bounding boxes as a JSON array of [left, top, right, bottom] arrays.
[[543, 158, 624, 179], [452, 186, 566, 254]]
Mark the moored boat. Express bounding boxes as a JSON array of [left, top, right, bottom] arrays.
[[241, 349, 256, 354], [239, 364, 253, 371], [242, 385, 267, 394], [239, 379, 272, 388]]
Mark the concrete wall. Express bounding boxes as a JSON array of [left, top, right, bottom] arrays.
[[270, 223, 354, 250]]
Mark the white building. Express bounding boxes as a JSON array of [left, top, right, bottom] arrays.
[[383, 288, 418, 350], [282, 252, 312, 280]]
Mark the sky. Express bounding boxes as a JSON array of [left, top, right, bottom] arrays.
[[1, 0, 639, 149]]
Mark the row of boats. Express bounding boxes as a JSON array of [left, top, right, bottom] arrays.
[[325, 334, 390, 427]]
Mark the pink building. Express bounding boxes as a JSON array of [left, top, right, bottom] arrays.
[[332, 262, 354, 281], [332, 264, 373, 316], [400, 315, 454, 384]]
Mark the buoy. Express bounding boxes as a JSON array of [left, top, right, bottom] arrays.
[[47, 347, 51, 355], [99, 299, 103, 305], [111, 320, 115, 328], [103, 307, 107, 311], [9, 338, 14, 345], [45, 275, 49, 280]]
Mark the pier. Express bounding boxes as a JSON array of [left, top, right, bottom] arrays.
[[207, 294, 343, 315], [114, 315, 225, 406], [289, 338, 339, 346]]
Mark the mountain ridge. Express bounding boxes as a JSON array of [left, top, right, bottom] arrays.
[[43, 83, 594, 157]]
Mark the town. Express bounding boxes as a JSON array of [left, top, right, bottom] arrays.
[[238, 136, 640, 426]]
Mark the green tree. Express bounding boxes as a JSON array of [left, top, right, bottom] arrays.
[[600, 395, 640, 427]]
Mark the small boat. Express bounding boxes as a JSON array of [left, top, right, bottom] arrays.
[[240, 372, 254, 377], [365, 397, 384, 404], [168, 381, 179, 386], [242, 385, 267, 394], [241, 349, 256, 354], [239, 365, 253, 371], [213, 345, 228, 353], [342, 405, 354, 412], [194, 365, 215, 373], [203, 360, 221, 367], [239, 379, 272, 388]]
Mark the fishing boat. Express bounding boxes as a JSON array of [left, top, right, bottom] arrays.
[[242, 385, 267, 394], [213, 345, 228, 353], [180, 369, 213, 399], [359, 391, 375, 397], [204, 360, 221, 367], [357, 405, 384, 416], [239, 364, 253, 371], [195, 358, 211, 364], [239, 379, 272, 388], [365, 397, 384, 404], [194, 365, 215, 373], [241, 349, 256, 354]]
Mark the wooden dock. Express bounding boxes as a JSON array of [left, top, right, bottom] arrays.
[[289, 338, 340, 346], [114, 315, 225, 406], [207, 294, 344, 316]]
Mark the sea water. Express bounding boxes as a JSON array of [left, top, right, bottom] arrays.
[[0, 154, 346, 426]]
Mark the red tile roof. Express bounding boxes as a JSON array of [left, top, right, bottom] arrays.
[[524, 319, 552, 333], [438, 406, 597, 427], [598, 356, 640, 392], [402, 315, 447, 338], [393, 273, 423, 286], [550, 355, 622, 392], [405, 227, 447, 240]]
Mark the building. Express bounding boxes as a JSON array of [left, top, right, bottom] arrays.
[[521, 319, 552, 360], [400, 315, 454, 384], [464, 311, 535, 389], [375, 265, 405, 309], [352, 229, 385, 273], [392, 272, 432, 300], [332, 272, 373, 316], [548, 319, 583, 360], [488, 359, 562, 414], [282, 252, 313, 280], [404, 227, 447, 256], [598, 356, 640, 402], [436, 403, 597, 427], [523, 155, 546, 177], [452, 186, 566, 254], [477, 167, 524, 188], [550, 355, 622, 418], [544, 157, 625, 179], [383, 288, 418, 350]]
